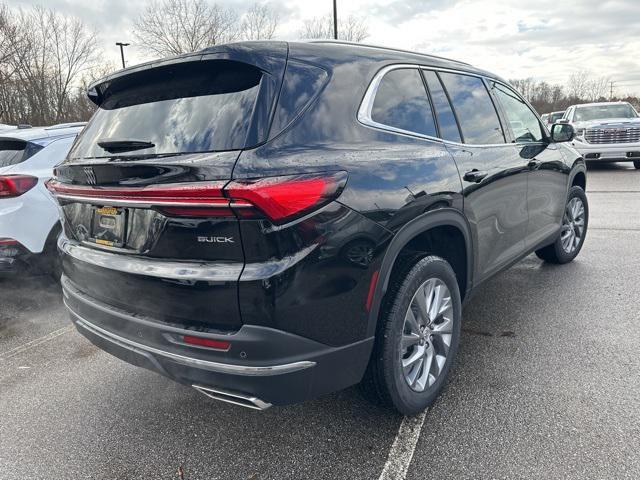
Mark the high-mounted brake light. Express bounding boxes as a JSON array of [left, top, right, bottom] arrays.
[[0, 175, 38, 198], [46, 171, 347, 223]]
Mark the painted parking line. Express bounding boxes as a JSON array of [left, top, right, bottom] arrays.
[[378, 410, 429, 480], [0, 325, 74, 360]]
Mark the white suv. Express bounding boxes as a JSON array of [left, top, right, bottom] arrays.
[[562, 101, 640, 168], [0, 123, 84, 276]]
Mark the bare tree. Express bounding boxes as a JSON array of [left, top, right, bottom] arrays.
[[585, 76, 610, 102], [0, 4, 100, 124], [133, 0, 238, 57], [241, 3, 279, 40], [300, 14, 368, 42], [566, 71, 590, 100]]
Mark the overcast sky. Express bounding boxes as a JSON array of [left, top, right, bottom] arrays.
[[6, 0, 640, 95]]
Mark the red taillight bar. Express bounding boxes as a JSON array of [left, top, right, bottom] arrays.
[[47, 171, 347, 223], [182, 335, 231, 351]]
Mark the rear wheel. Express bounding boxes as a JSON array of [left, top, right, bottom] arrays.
[[633, 160, 640, 169], [535, 186, 588, 264], [361, 256, 461, 415]]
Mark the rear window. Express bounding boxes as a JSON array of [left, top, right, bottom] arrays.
[[0, 139, 43, 167], [68, 60, 264, 160]]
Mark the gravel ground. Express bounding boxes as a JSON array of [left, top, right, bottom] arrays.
[[1, 162, 638, 479]]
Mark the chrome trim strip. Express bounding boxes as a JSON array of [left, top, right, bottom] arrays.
[[53, 193, 251, 209], [59, 235, 243, 282], [59, 235, 317, 282], [68, 305, 316, 376], [192, 385, 272, 410]]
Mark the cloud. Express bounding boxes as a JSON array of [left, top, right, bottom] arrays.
[[5, 0, 640, 94]]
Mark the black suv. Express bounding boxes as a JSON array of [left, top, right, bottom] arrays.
[[48, 41, 588, 414]]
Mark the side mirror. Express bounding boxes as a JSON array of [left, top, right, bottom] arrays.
[[557, 118, 569, 124], [551, 123, 575, 143]]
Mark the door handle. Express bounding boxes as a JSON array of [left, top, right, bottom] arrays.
[[463, 169, 488, 183]]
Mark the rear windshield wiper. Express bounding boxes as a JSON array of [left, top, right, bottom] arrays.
[[97, 139, 155, 153]]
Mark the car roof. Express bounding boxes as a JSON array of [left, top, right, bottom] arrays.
[[0, 123, 85, 142], [89, 40, 507, 94]]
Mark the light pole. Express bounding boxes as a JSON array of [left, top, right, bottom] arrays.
[[116, 42, 130, 69], [333, 0, 338, 40]]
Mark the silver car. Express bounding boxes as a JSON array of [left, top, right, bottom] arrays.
[[562, 101, 640, 169]]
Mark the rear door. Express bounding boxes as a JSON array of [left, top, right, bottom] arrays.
[[51, 47, 287, 333], [430, 70, 529, 282], [489, 81, 569, 248]]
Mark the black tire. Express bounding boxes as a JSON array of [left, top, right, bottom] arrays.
[[37, 224, 62, 281], [361, 255, 462, 415], [633, 160, 640, 169], [535, 186, 588, 264]]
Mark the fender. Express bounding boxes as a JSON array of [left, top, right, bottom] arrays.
[[366, 208, 474, 337], [567, 158, 587, 193]]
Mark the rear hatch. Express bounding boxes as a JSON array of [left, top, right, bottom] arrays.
[[49, 43, 288, 333]]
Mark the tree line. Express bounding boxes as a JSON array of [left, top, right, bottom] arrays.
[[3, 1, 638, 126], [510, 73, 640, 115]]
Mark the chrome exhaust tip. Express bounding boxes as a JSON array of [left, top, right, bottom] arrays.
[[192, 385, 272, 410]]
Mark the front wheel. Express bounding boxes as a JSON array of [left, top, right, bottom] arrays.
[[633, 160, 640, 169], [535, 186, 589, 264], [361, 256, 462, 415]]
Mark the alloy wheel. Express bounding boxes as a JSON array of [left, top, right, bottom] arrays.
[[401, 278, 453, 392], [560, 197, 585, 254]]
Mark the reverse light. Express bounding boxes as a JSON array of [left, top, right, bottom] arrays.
[[0, 175, 38, 198], [182, 335, 231, 351]]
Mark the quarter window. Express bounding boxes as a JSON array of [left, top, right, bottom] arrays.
[[438, 72, 505, 145], [422, 70, 462, 143], [371, 68, 437, 137], [491, 82, 545, 143]]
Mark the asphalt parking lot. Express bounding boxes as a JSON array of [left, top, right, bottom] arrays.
[[1, 163, 639, 480]]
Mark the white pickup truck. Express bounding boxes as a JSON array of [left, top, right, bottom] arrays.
[[561, 101, 640, 169]]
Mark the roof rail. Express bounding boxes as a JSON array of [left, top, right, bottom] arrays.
[[307, 39, 471, 66], [45, 122, 87, 130]]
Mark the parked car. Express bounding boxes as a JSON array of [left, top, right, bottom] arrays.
[[546, 110, 565, 125], [0, 123, 84, 276], [47, 41, 588, 414], [540, 113, 549, 124], [561, 101, 640, 168]]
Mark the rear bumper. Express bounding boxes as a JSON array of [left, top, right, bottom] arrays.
[[62, 276, 373, 407]]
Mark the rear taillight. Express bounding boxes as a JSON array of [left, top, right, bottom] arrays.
[[225, 172, 347, 223], [182, 335, 231, 351], [46, 172, 347, 224], [0, 175, 38, 198]]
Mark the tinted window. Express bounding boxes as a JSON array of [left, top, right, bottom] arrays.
[[371, 68, 437, 137], [492, 83, 545, 143], [0, 139, 43, 167], [439, 72, 505, 144], [69, 60, 263, 159], [422, 70, 462, 142]]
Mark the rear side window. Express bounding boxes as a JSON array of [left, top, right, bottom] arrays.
[[0, 139, 43, 167], [439, 72, 505, 145], [69, 60, 264, 159], [422, 70, 462, 143], [371, 68, 437, 137]]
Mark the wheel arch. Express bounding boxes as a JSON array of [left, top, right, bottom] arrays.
[[366, 208, 473, 337], [568, 158, 587, 191]]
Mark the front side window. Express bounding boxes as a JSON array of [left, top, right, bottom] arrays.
[[491, 83, 545, 143], [439, 72, 505, 145], [370, 68, 437, 137]]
